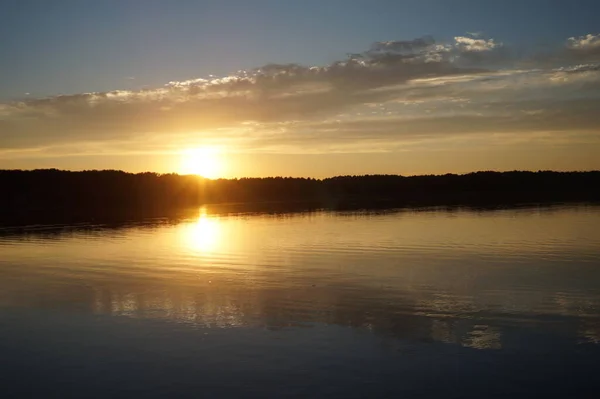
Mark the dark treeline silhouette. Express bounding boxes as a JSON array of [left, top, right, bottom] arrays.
[[1, 169, 599, 224]]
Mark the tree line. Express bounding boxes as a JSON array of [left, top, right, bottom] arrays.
[[1, 169, 598, 219]]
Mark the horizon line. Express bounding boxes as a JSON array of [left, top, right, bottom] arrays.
[[2, 168, 599, 180]]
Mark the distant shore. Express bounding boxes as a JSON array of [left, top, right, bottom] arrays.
[[1, 169, 599, 225]]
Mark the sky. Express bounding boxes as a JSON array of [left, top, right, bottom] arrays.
[[1, 0, 599, 177]]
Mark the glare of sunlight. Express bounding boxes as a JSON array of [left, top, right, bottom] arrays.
[[184, 207, 221, 253], [179, 147, 224, 178]]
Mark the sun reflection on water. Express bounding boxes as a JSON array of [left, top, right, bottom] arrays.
[[184, 207, 221, 253]]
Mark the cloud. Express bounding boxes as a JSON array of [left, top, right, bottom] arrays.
[[567, 33, 600, 52], [245, 96, 600, 151], [562, 33, 600, 63], [369, 36, 436, 53], [451, 34, 509, 66], [1, 33, 599, 158], [454, 36, 501, 52]]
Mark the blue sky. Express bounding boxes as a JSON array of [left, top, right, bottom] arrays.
[[1, 0, 599, 176], [2, 0, 599, 99]]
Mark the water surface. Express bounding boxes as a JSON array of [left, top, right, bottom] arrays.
[[1, 204, 600, 398]]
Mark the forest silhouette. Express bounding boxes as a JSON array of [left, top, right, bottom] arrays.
[[1, 169, 599, 224]]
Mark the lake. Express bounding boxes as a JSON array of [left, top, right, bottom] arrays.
[[1, 204, 600, 398]]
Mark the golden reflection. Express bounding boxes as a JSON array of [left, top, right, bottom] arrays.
[[3, 206, 600, 347], [184, 207, 222, 253], [463, 325, 502, 350], [580, 322, 600, 344]]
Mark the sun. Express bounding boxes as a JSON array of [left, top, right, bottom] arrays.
[[179, 147, 224, 178]]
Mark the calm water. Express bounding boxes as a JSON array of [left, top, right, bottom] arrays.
[[1, 204, 600, 398]]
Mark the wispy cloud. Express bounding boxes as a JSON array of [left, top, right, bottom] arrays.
[[1, 33, 599, 158]]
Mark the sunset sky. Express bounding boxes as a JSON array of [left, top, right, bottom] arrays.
[[1, 0, 599, 178]]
